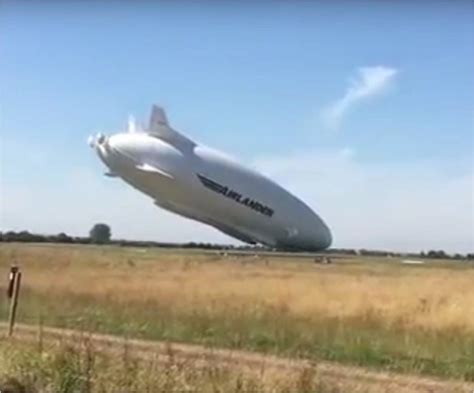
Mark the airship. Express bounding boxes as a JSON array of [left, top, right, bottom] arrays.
[[89, 105, 332, 251]]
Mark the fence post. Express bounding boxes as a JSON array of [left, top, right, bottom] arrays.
[[8, 269, 22, 337], [37, 313, 44, 353], [7, 265, 18, 299]]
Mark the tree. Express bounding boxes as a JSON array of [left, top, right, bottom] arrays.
[[55, 232, 73, 243], [89, 223, 111, 244], [427, 250, 447, 259]]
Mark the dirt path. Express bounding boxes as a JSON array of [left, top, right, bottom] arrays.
[[0, 322, 472, 393]]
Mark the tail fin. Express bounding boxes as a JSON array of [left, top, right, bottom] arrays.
[[147, 105, 196, 153], [149, 105, 169, 132]]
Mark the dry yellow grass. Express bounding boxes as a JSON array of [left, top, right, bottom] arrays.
[[1, 242, 473, 380], [2, 243, 473, 335]]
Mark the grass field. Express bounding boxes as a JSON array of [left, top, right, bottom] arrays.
[[0, 339, 332, 393], [1, 243, 473, 382], [2, 326, 471, 393]]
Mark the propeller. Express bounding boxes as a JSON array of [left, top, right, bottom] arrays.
[[127, 114, 145, 133], [88, 110, 140, 149], [127, 115, 137, 133], [87, 132, 106, 148]]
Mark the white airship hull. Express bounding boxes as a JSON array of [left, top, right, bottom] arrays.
[[91, 106, 332, 251]]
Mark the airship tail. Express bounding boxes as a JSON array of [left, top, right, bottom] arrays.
[[148, 105, 196, 153], [149, 105, 169, 132]]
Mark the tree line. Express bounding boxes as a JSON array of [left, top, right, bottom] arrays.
[[0, 224, 237, 251], [0, 224, 472, 260]]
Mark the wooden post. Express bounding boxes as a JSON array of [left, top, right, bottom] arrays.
[[8, 270, 22, 337], [37, 313, 44, 353], [7, 265, 18, 299]]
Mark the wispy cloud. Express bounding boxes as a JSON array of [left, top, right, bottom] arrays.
[[323, 66, 398, 130]]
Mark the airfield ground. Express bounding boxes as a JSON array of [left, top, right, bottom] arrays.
[[0, 243, 473, 391]]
